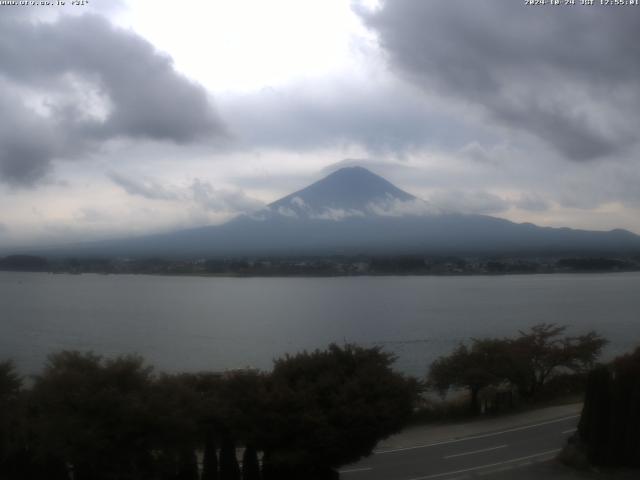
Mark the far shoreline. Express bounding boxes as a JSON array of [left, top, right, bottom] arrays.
[[2, 252, 640, 278], [2, 268, 640, 280]]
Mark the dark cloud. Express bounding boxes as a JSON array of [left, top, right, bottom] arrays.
[[0, 94, 62, 184], [108, 172, 178, 201], [0, 14, 224, 186], [74, 207, 113, 224], [218, 78, 482, 154], [458, 143, 501, 166], [515, 194, 550, 213], [190, 179, 264, 213], [358, 1, 640, 161], [108, 172, 263, 213], [428, 190, 510, 215]]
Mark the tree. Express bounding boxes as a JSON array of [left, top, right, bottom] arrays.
[[428, 339, 510, 414], [178, 372, 223, 480], [149, 373, 207, 480], [242, 446, 260, 480], [219, 436, 241, 480], [214, 370, 270, 452], [260, 344, 418, 479], [215, 372, 268, 480], [0, 361, 23, 479], [29, 351, 157, 480], [578, 365, 612, 465], [0, 361, 21, 399], [609, 346, 640, 466], [507, 324, 607, 398], [3, 345, 417, 479], [201, 431, 219, 480], [176, 448, 199, 480], [577, 347, 640, 467], [186, 369, 267, 480], [428, 324, 607, 411]]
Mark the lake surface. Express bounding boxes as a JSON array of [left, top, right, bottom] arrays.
[[1, 272, 639, 377]]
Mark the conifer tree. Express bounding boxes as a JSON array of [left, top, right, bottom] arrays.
[[242, 446, 260, 480], [219, 436, 241, 480], [201, 433, 219, 480]]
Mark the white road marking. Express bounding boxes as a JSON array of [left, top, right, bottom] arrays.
[[444, 444, 508, 459], [339, 467, 373, 474], [406, 448, 561, 480], [376, 415, 579, 454], [562, 428, 577, 434]]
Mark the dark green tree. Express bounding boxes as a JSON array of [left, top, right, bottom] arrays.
[[0, 361, 24, 479], [219, 436, 241, 480], [29, 351, 157, 480], [201, 431, 219, 480], [242, 446, 260, 480], [610, 346, 640, 466], [214, 371, 269, 449], [578, 365, 612, 465], [508, 324, 607, 398], [428, 325, 607, 411], [176, 448, 199, 480], [185, 370, 267, 480], [577, 347, 640, 467], [428, 339, 510, 414], [150, 373, 204, 479], [179, 372, 224, 480], [260, 344, 418, 479], [0, 361, 21, 397]]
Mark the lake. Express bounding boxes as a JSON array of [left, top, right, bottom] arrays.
[[1, 271, 639, 377]]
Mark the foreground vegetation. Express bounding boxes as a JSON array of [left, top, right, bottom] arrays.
[[0, 324, 620, 479], [0, 345, 417, 480], [570, 346, 640, 468], [427, 324, 607, 415]]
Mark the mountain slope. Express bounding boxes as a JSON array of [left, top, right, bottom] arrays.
[[268, 166, 417, 218], [32, 167, 640, 258]]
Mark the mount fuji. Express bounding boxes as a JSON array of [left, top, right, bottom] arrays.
[[37, 167, 640, 258]]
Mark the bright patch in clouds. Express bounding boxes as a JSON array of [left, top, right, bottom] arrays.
[[121, 0, 375, 92]]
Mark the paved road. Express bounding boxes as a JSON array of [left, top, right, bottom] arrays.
[[340, 414, 579, 480]]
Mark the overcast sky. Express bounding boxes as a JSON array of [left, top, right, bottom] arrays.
[[1, 0, 640, 248]]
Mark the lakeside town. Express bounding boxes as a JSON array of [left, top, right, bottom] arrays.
[[1, 254, 639, 276]]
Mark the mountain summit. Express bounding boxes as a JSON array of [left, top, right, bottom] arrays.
[[270, 167, 415, 213], [264, 167, 432, 220], [32, 166, 640, 258]]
